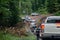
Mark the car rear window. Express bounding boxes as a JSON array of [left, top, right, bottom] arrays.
[[47, 18, 60, 23]]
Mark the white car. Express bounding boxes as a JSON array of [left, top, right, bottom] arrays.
[[31, 13, 39, 16], [40, 16, 60, 38], [30, 20, 36, 27], [25, 15, 31, 21]]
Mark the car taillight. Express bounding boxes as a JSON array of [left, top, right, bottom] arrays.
[[41, 24, 45, 30]]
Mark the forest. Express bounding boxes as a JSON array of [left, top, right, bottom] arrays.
[[0, 0, 60, 27], [19, 0, 60, 15]]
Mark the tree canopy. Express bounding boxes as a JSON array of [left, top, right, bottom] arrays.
[[0, 0, 60, 27], [0, 0, 20, 26]]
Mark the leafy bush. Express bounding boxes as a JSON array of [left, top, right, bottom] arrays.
[[0, 0, 20, 27], [38, 8, 48, 14], [54, 11, 60, 16]]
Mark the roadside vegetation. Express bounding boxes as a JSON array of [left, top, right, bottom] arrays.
[[0, 31, 36, 40], [0, 0, 60, 40]]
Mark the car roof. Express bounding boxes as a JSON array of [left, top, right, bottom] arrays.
[[31, 13, 39, 15], [30, 20, 35, 21], [47, 16, 60, 18]]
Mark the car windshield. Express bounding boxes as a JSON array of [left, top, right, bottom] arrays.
[[47, 18, 60, 23], [30, 21, 35, 23]]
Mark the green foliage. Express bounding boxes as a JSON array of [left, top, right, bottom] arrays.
[[54, 11, 60, 16], [46, 0, 60, 14], [38, 7, 48, 14], [8, 0, 20, 26], [31, 0, 60, 14], [0, 31, 36, 40], [0, 0, 60, 27], [0, 7, 11, 26], [0, 0, 21, 26], [19, 0, 32, 15], [20, 0, 60, 15]]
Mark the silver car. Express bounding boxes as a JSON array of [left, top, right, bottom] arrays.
[[40, 16, 60, 38], [30, 20, 36, 27]]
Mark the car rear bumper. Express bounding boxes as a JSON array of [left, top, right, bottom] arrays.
[[41, 33, 60, 38]]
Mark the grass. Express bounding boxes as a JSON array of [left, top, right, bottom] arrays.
[[0, 31, 36, 40]]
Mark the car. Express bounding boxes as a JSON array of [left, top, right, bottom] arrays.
[[40, 16, 60, 39], [25, 15, 31, 21], [30, 20, 36, 27], [31, 13, 39, 16]]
